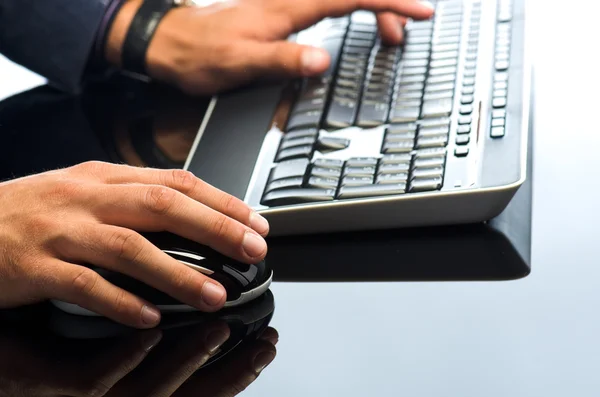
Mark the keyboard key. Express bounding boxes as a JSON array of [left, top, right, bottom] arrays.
[[419, 126, 450, 137], [494, 81, 508, 90], [413, 156, 445, 168], [430, 58, 458, 68], [491, 118, 505, 127], [400, 66, 428, 76], [338, 184, 406, 199], [287, 110, 322, 131], [378, 162, 411, 174], [317, 136, 350, 151], [276, 145, 313, 162], [408, 177, 443, 192], [313, 158, 343, 169], [268, 159, 309, 182], [427, 74, 456, 85], [403, 59, 429, 68], [382, 140, 415, 154], [357, 102, 389, 127], [429, 66, 458, 76], [347, 31, 377, 41], [454, 146, 469, 157], [462, 77, 476, 86], [491, 126, 505, 138], [431, 50, 459, 60], [433, 35, 461, 45], [397, 74, 427, 84], [346, 38, 374, 48], [386, 131, 417, 142], [494, 72, 508, 82], [402, 51, 431, 60], [321, 38, 344, 78], [457, 125, 471, 134], [415, 147, 447, 159], [421, 99, 453, 118], [346, 157, 379, 167], [292, 97, 326, 114], [388, 107, 421, 123], [432, 43, 460, 52], [462, 86, 475, 95], [463, 69, 477, 78], [376, 173, 409, 184], [492, 109, 506, 119], [455, 135, 470, 145], [381, 153, 413, 164], [387, 123, 417, 134], [341, 176, 375, 187], [425, 82, 455, 93], [416, 135, 448, 149], [261, 188, 336, 206], [350, 23, 378, 34], [418, 117, 451, 128], [311, 166, 342, 178], [492, 97, 507, 108], [396, 82, 425, 92], [461, 95, 474, 104], [411, 167, 444, 179], [343, 166, 377, 177], [458, 116, 472, 125], [308, 176, 340, 189], [459, 105, 473, 115], [423, 90, 454, 101], [344, 45, 372, 55], [280, 136, 317, 150], [285, 128, 318, 140], [265, 177, 304, 193], [494, 89, 508, 98], [405, 35, 433, 45], [403, 43, 432, 53], [326, 98, 358, 128]]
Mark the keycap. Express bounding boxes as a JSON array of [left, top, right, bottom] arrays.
[[415, 147, 447, 159], [341, 176, 375, 187], [461, 95, 474, 105], [454, 146, 469, 157], [292, 97, 325, 114], [308, 176, 340, 189], [403, 44, 432, 53], [357, 102, 389, 127], [285, 128, 318, 140], [343, 166, 377, 177], [491, 126, 505, 138], [311, 166, 342, 178], [408, 177, 443, 192], [347, 31, 376, 41], [411, 167, 444, 179], [382, 140, 415, 154], [462, 77, 476, 86], [462, 86, 475, 95], [493, 97, 507, 108], [317, 136, 350, 151], [313, 158, 343, 169], [430, 58, 458, 68], [402, 51, 431, 60], [459, 105, 473, 115], [397, 74, 427, 84], [455, 135, 470, 145], [376, 173, 409, 184], [346, 38, 374, 48], [419, 117, 451, 128], [393, 99, 422, 109], [287, 110, 322, 131], [496, 52, 510, 61], [428, 66, 458, 76], [433, 35, 461, 45], [494, 81, 508, 90], [416, 135, 448, 148], [400, 66, 428, 76], [423, 90, 454, 101], [378, 162, 411, 174], [337, 184, 406, 199], [386, 131, 417, 142], [458, 116, 472, 125], [421, 99, 453, 118], [403, 59, 429, 68], [344, 45, 372, 55], [427, 74, 456, 85], [431, 50, 459, 60], [387, 123, 418, 134], [280, 136, 317, 151], [302, 78, 329, 99], [265, 177, 304, 193], [425, 82, 455, 93], [276, 145, 313, 162], [346, 157, 379, 167], [325, 98, 358, 128], [408, 20, 434, 30], [432, 43, 460, 52], [463, 69, 477, 78], [413, 156, 445, 168], [457, 125, 471, 134], [396, 82, 425, 92], [321, 38, 345, 78], [268, 159, 310, 182], [492, 109, 506, 118], [350, 23, 378, 34], [419, 126, 450, 137], [491, 118, 505, 127], [388, 107, 421, 123], [381, 153, 413, 164], [261, 188, 336, 206], [494, 72, 508, 82]]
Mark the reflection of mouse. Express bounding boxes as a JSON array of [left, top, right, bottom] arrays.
[[52, 232, 273, 316]]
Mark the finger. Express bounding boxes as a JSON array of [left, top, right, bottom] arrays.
[[376, 12, 405, 45], [398, 15, 409, 26], [44, 260, 162, 329], [89, 184, 268, 263], [277, 0, 434, 32], [174, 339, 277, 397], [55, 224, 228, 312], [258, 327, 279, 346], [243, 40, 330, 78], [90, 164, 269, 237]]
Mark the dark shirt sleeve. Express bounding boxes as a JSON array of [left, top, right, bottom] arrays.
[[0, 0, 110, 93]]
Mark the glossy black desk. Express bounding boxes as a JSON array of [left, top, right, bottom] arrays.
[[2, 11, 600, 393]]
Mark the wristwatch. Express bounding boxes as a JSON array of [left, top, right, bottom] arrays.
[[121, 0, 195, 76]]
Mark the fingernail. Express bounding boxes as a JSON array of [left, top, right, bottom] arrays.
[[395, 22, 404, 41], [421, 0, 435, 11], [250, 212, 269, 235], [202, 281, 226, 306], [141, 330, 163, 352], [301, 48, 329, 75], [242, 231, 267, 258], [205, 329, 229, 354], [141, 305, 161, 326], [253, 350, 276, 373]]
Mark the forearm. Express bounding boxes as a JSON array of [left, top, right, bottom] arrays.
[[0, 0, 110, 93]]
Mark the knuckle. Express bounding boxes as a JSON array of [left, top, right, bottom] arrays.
[[144, 186, 178, 215], [45, 179, 85, 202], [112, 289, 129, 317], [170, 169, 198, 194], [73, 160, 109, 176], [170, 267, 200, 297], [107, 229, 145, 263], [220, 193, 238, 214], [211, 215, 230, 240], [69, 268, 99, 296]]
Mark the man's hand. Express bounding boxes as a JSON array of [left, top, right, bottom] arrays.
[[0, 162, 270, 328], [106, 0, 434, 95]]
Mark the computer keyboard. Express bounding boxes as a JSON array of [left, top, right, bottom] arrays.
[[188, 0, 530, 235]]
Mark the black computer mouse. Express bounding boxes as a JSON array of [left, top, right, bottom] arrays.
[[52, 232, 273, 316]]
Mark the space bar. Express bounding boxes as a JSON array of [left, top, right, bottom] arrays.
[[261, 188, 336, 207]]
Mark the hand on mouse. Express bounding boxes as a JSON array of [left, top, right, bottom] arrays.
[[105, 0, 434, 95], [0, 161, 269, 328]]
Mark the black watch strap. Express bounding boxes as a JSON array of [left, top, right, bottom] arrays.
[[121, 0, 178, 76]]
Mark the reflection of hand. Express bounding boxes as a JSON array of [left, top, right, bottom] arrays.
[[0, 162, 270, 328], [106, 0, 434, 95], [0, 322, 277, 397]]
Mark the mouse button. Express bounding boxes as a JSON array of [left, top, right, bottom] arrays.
[[222, 265, 252, 287], [209, 272, 243, 301]]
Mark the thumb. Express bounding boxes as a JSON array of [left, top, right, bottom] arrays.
[[255, 41, 331, 78]]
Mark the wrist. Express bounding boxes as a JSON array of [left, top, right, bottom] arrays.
[[105, 0, 144, 68]]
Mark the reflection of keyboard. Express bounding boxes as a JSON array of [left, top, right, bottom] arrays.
[[190, 0, 531, 235]]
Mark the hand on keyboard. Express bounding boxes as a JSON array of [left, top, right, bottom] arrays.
[[106, 0, 434, 95], [0, 162, 269, 328]]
